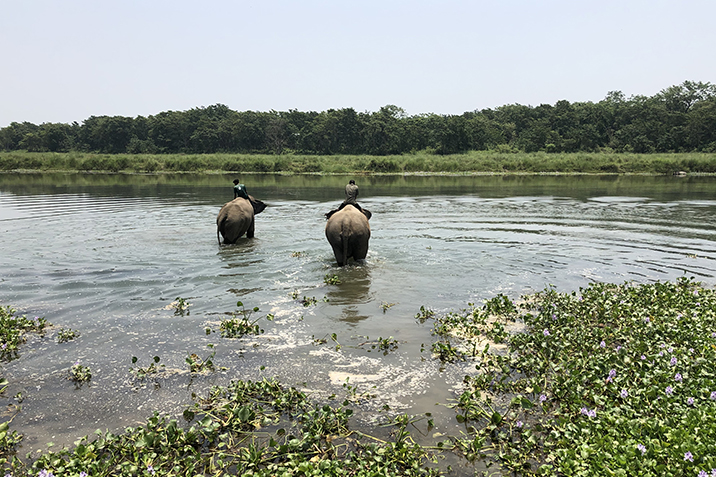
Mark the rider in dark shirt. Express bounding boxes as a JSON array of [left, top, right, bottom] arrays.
[[233, 179, 249, 200]]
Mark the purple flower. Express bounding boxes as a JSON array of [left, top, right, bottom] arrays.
[[588, 409, 597, 418], [147, 466, 155, 475], [600, 340, 606, 348], [616, 345, 622, 352], [543, 329, 550, 337], [684, 451, 694, 462], [670, 357, 677, 366], [515, 420, 523, 428], [539, 394, 547, 403], [687, 397, 695, 405], [710, 391, 716, 400], [580, 407, 589, 415], [79, 473, 87, 477], [620, 389, 628, 398], [700, 471, 708, 477], [606, 368, 616, 382], [641, 355, 646, 360], [666, 386, 674, 395], [675, 373, 683, 382], [644, 317, 650, 323], [637, 443, 646, 455]]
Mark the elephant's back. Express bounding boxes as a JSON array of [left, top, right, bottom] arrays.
[[217, 198, 254, 223], [325, 206, 370, 238]]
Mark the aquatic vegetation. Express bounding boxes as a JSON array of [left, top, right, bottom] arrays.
[[55, 328, 80, 343], [129, 356, 164, 381], [0, 420, 23, 462], [218, 301, 273, 339], [0, 306, 48, 361], [15, 378, 438, 477], [68, 361, 91, 383], [380, 301, 397, 313], [414, 305, 435, 323], [340, 377, 376, 403], [186, 345, 216, 373], [3, 278, 715, 475], [442, 278, 716, 475], [324, 273, 341, 285], [172, 297, 191, 316], [359, 335, 400, 354]]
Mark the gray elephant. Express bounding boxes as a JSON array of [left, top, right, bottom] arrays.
[[216, 196, 266, 245], [325, 204, 371, 266]]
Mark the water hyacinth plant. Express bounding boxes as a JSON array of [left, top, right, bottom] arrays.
[[0, 307, 47, 361], [14, 378, 438, 477], [445, 277, 716, 475], [55, 328, 80, 343], [218, 301, 273, 338], [3, 278, 716, 476], [129, 356, 164, 381], [68, 361, 91, 383], [186, 345, 216, 373], [172, 297, 191, 316]]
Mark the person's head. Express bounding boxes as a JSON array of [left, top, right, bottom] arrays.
[[233, 179, 239, 185], [349, 180, 355, 185]]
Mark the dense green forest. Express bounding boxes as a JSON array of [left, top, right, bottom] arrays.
[[1, 81, 715, 156]]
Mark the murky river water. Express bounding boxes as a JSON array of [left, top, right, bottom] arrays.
[[1, 172, 716, 459]]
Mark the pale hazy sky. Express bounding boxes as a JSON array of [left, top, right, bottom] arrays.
[[1, 0, 714, 127]]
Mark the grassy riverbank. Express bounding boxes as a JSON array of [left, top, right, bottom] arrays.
[[1, 151, 716, 174], [2, 278, 716, 475]]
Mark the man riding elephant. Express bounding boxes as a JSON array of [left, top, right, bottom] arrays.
[[233, 179, 249, 200], [325, 180, 371, 220]]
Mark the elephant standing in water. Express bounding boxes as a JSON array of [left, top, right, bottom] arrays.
[[325, 205, 370, 266], [216, 196, 266, 244]]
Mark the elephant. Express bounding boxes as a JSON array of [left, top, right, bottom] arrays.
[[325, 204, 371, 266], [216, 196, 266, 245]]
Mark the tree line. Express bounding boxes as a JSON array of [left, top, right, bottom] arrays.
[[1, 81, 714, 156]]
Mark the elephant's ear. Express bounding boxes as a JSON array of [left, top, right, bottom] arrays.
[[250, 196, 267, 214], [362, 209, 372, 220]]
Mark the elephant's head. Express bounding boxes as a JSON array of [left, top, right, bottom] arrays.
[[249, 196, 267, 215]]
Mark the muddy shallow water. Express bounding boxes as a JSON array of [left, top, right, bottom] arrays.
[[1, 172, 716, 458]]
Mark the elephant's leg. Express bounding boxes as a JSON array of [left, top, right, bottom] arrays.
[[349, 234, 369, 261], [330, 241, 345, 266], [246, 217, 255, 238]]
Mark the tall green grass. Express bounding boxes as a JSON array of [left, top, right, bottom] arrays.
[[1, 151, 715, 174]]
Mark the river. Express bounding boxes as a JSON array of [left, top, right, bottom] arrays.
[[1, 172, 715, 458]]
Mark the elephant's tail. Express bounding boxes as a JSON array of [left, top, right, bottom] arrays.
[[217, 218, 225, 246], [341, 225, 350, 264]]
